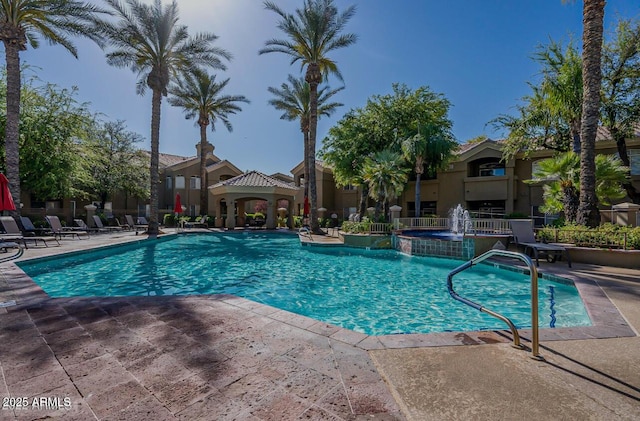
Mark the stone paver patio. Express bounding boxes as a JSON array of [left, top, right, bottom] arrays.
[[0, 229, 638, 420]]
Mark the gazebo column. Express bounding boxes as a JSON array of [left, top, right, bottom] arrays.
[[287, 199, 295, 229], [226, 198, 236, 230], [213, 196, 222, 228], [266, 200, 276, 229]]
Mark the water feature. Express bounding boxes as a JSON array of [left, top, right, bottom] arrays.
[[449, 204, 472, 234]]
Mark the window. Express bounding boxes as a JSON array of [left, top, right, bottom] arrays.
[[189, 204, 199, 216], [175, 175, 185, 189], [190, 176, 201, 189], [479, 164, 505, 177], [166, 176, 172, 189], [630, 149, 640, 176], [343, 184, 357, 191]]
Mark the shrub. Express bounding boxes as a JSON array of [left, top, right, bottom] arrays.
[[537, 223, 640, 250]]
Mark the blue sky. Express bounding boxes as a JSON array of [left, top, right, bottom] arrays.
[[17, 0, 640, 175]]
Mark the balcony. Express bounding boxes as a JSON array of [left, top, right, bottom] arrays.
[[464, 175, 509, 201]]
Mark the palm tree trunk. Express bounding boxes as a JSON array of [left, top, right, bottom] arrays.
[[564, 185, 579, 223], [358, 185, 369, 218], [4, 41, 21, 216], [577, 0, 605, 227], [148, 89, 162, 236], [306, 63, 322, 233], [302, 125, 309, 201], [199, 123, 208, 215], [414, 172, 422, 217]]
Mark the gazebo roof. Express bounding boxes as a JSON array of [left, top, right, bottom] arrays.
[[210, 171, 298, 190]]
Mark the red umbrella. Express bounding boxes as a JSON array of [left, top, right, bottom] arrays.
[[0, 174, 16, 212], [174, 193, 182, 214], [303, 196, 310, 217]]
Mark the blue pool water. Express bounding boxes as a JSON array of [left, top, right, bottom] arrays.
[[18, 232, 591, 336]]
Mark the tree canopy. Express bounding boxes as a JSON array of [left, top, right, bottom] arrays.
[[0, 71, 149, 206], [321, 83, 456, 218]]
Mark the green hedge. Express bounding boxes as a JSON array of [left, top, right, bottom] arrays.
[[537, 223, 640, 250]]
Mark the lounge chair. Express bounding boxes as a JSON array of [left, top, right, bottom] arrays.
[[92, 215, 122, 232], [0, 241, 24, 262], [125, 214, 148, 234], [0, 216, 59, 248], [115, 217, 131, 231], [45, 216, 89, 240], [510, 220, 571, 267], [184, 215, 209, 229], [20, 216, 54, 237], [74, 219, 98, 233]]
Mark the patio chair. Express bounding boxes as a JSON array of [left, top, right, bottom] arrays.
[[510, 220, 571, 267], [125, 214, 148, 234], [0, 216, 59, 248], [92, 215, 122, 233], [115, 217, 132, 231], [20, 216, 54, 237], [73, 219, 97, 233], [45, 216, 89, 240], [0, 240, 24, 262], [184, 215, 209, 229]]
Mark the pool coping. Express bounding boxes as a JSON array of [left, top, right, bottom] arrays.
[[2, 231, 636, 352]]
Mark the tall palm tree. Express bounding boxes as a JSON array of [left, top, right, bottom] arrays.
[[168, 69, 249, 215], [535, 40, 583, 153], [577, 0, 605, 227], [260, 0, 357, 233], [0, 0, 107, 215], [267, 74, 344, 204], [97, 0, 231, 236]]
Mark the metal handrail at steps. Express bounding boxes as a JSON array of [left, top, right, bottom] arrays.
[[447, 249, 541, 359], [298, 226, 313, 241]]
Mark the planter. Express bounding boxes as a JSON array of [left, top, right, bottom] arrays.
[[342, 233, 391, 249], [567, 246, 640, 269]]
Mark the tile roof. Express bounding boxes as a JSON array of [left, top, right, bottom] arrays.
[[211, 171, 299, 190], [140, 151, 195, 168]]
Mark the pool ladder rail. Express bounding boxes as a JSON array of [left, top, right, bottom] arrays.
[[298, 227, 313, 241], [447, 249, 542, 360]]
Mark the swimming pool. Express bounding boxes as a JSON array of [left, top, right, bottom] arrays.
[[18, 232, 591, 336]]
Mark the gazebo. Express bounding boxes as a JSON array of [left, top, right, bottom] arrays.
[[209, 171, 300, 230]]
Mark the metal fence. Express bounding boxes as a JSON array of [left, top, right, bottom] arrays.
[[393, 217, 513, 234], [537, 228, 635, 250]]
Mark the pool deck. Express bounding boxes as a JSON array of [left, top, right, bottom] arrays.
[[1, 228, 639, 420]]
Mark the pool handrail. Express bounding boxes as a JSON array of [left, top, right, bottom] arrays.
[[446, 249, 541, 359]]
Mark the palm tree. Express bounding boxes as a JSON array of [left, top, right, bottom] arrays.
[[577, 0, 605, 227], [260, 0, 357, 233], [0, 0, 107, 215], [527, 152, 627, 223], [362, 149, 409, 221], [168, 69, 249, 215], [97, 0, 231, 236], [528, 152, 581, 222], [267, 74, 344, 204], [534, 41, 583, 153]]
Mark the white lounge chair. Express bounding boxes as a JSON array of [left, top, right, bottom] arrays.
[[510, 220, 571, 267]]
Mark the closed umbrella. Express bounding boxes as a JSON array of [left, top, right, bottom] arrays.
[[0, 174, 16, 212], [303, 196, 310, 217], [174, 193, 182, 214]]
